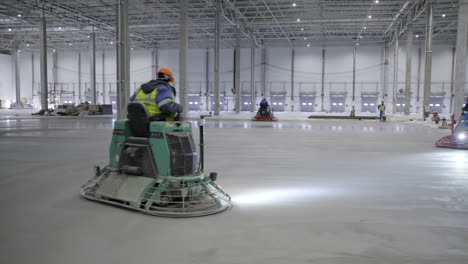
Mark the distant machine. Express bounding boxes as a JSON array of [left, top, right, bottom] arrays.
[[81, 102, 232, 217], [252, 98, 278, 121], [435, 114, 468, 150]]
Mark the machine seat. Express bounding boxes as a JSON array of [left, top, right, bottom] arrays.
[[127, 102, 151, 137]]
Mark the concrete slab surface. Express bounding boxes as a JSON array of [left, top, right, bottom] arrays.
[[1, 117, 467, 264]]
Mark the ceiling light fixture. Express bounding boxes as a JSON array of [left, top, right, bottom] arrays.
[[297, 18, 301, 22], [359, 36, 363, 38], [364, 26, 367, 29], [26, 44, 29, 47], [307, 44, 310, 47], [368, 15, 372, 19], [375, 0, 379, 3], [304, 37, 307, 40], [53, 49, 56, 52], [8, 28, 11, 31], [110, 41, 114, 44], [357, 43, 360, 46], [301, 28, 304, 31], [442, 14, 446, 17], [58, 27, 62, 30], [17, 14, 21, 17], [69, 43, 72, 46], [292, 3, 296, 7], [416, 35, 419, 38]]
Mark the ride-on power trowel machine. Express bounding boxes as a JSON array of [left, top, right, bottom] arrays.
[[252, 105, 278, 121], [81, 102, 231, 217], [435, 113, 468, 150]]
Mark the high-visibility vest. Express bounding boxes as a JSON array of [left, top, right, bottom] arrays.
[[378, 104, 386, 111], [133, 87, 176, 121]]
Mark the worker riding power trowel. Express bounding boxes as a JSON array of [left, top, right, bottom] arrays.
[[80, 102, 231, 217]]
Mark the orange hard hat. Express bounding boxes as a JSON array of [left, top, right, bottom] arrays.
[[157, 67, 175, 83]]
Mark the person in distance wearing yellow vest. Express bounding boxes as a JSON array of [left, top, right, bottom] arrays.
[[130, 67, 183, 121], [377, 101, 386, 121]]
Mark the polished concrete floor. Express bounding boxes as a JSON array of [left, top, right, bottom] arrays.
[[1, 116, 467, 264]]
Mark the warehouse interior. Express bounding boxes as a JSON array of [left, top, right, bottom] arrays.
[[1, 0, 468, 263]]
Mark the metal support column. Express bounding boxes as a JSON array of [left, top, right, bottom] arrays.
[[90, 27, 96, 105], [39, 9, 48, 111], [52, 50, 58, 105], [250, 36, 256, 112], [102, 50, 106, 104], [383, 44, 388, 100], [291, 48, 295, 103], [262, 46, 266, 96], [450, 46, 456, 112], [352, 46, 356, 103], [151, 48, 158, 79], [78, 52, 82, 103], [423, 3, 433, 117], [235, 26, 241, 113], [179, 0, 188, 117], [31, 53, 34, 102], [15, 49, 21, 108], [404, 15, 413, 115], [393, 30, 399, 114], [321, 48, 325, 111], [214, 0, 221, 115], [205, 48, 209, 111], [116, 0, 130, 120], [454, 0, 468, 118], [417, 47, 422, 103]]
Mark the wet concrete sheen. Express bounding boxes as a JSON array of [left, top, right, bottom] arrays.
[[1, 117, 467, 264]]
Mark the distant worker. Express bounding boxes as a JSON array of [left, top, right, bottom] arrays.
[[377, 101, 386, 121], [260, 97, 269, 110], [130, 67, 183, 121], [463, 99, 468, 127]]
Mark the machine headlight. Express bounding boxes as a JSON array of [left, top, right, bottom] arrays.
[[457, 133, 466, 140]]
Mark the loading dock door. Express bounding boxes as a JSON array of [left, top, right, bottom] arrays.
[[300, 96, 315, 112], [241, 95, 252, 111], [395, 96, 405, 113], [330, 96, 345, 112], [210, 95, 225, 111], [188, 95, 201, 111], [429, 97, 443, 113], [271, 95, 285, 112], [361, 96, 377, 113]]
